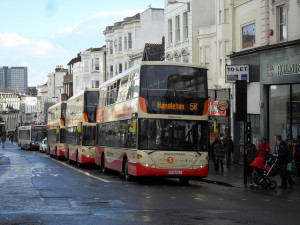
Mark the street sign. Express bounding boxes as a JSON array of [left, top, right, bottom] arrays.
[[225, 65, 249, 83]]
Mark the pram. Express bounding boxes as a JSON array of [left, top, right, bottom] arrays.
[[249, 154, 279, 190]]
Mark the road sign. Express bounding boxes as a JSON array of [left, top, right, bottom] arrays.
[[225, 65, 249, 83]]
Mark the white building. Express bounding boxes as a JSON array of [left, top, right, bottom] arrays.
[[71, 47, 106, 96], [20, 96, 37, 124], [104, 7, 164, 80], [164, 0, 215, 64], [46, 66, 68, 104], [0, 92, 20, 131], [36, 83, 48, 124]]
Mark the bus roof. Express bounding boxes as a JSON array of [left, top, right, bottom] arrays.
[[99, 61, 207, 89]]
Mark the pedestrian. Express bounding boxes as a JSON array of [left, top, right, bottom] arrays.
[[294, 135, 300, 176], [246, 139, 257, 176], [274, 134, 295, 189], [214, 137, 225, 172], [210, 136, 218, 169], [224, 136, 234, 169], [257, 138, 270, 157], [1, 134, 6, 149]]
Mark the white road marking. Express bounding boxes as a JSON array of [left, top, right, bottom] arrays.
[[39, 154, 111, 183]]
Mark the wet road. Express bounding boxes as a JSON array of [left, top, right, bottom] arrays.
[[0, 141, 300, 225]]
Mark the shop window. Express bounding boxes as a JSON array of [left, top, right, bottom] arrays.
[[242, 23, 255, 49]]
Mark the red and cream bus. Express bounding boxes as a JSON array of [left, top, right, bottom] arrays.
[[47, 101, 67, 158], [95, 62, 209, 183], [65, 88, 99, 167]]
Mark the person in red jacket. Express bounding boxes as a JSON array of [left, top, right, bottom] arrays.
[[257, 138, 270, 157]]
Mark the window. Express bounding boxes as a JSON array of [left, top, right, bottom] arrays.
[[119, 63, 122, 74], [128, 33, 132, 49], [84, 61, 89, 72], [118, 37, 122, 52], [278, 5, 287, 42], [124, 34, 128, 49], [110, 65, 113, 77], [110, 42, 113, 55], [95, 58, 99, 70], [175, 15, 180, 43], [168, 19, 173, 45], [114, 38, 117, 53], [242, 23, 255, 49], [183, 12, 188, 40]]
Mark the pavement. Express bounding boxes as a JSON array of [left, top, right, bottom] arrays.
[[205, 159, 300, 198]]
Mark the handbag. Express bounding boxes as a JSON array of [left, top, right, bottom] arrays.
[[287, 163, 292, 172]]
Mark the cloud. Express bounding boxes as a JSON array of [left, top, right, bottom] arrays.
[[0, 33, 57, 57], [90, 9, 143, 19], [54, 9, 143, 36]]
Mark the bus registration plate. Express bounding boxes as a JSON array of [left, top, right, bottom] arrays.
[[168, 171, 182, 175]]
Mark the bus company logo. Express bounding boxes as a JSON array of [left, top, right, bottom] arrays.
[[167, 157, 174, 163], [157, 102, 184, 110], [190, 103, 197, 111], [217, 101, 228, 111]]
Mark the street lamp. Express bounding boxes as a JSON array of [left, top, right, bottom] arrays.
[[167, 0, 190, 12]]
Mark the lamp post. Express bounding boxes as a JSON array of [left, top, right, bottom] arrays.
[[167, 0, 190, 12]]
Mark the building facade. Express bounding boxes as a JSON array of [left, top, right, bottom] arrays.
[[164, 0, 215, 64], [104, 7, 164, 80], [229, 0, 300, 151], [0, 92, 21, 132], [70, 47, 106, 96], [0, 66, 28, 93]]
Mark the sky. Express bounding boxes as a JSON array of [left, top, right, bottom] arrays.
[[0, 0, 164, 87]]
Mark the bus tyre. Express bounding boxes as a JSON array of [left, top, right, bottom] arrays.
[[179, 177, 190, 185], [76, 154, 81, 168], [67, 151, 71, 164], [101, 155, 107, 174], [55, 148, 59, 160], [124, 161, 132, 182]]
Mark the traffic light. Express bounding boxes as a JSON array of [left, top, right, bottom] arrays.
[[246, 122, 251, 143]]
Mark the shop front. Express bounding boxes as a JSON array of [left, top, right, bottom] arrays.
[[262, 52, 300, 148], [208, 89, 230, 144]]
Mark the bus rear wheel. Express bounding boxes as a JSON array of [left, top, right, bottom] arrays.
[[76, 154, 81, 168], [101, 155, 107, 174], [124, 161, 132, 182]]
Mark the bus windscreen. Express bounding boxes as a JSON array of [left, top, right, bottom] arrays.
[[138, 119, 208, 151], [140, 65, 208, 115]]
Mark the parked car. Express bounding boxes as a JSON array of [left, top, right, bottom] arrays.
[[39, 138, 47, 153]]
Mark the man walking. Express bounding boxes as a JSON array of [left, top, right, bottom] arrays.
[[274, 134, 295, 189]]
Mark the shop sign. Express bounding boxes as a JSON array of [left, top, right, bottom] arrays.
[[262, 55, 300, 84], [208, 101, 227, 116], [225, 65, 249, 83]]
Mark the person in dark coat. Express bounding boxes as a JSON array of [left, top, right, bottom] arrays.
[[214, 138, 225, 172], [294, 135, 300, 176], [274, 134, 295, 189], [224, 136, 234, 169]]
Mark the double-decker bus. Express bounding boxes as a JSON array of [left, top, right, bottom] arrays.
[[47, 101, 67, 158], [18, 125, 47, 150], [95, 61, 209, 183], [65, 88, 99, 167]]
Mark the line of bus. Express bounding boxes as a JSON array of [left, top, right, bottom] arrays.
[[94, 61, 209, 183], [47, 100, 67, 158], [64, 88, 99, 167], [18, 125, 47, 150]]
